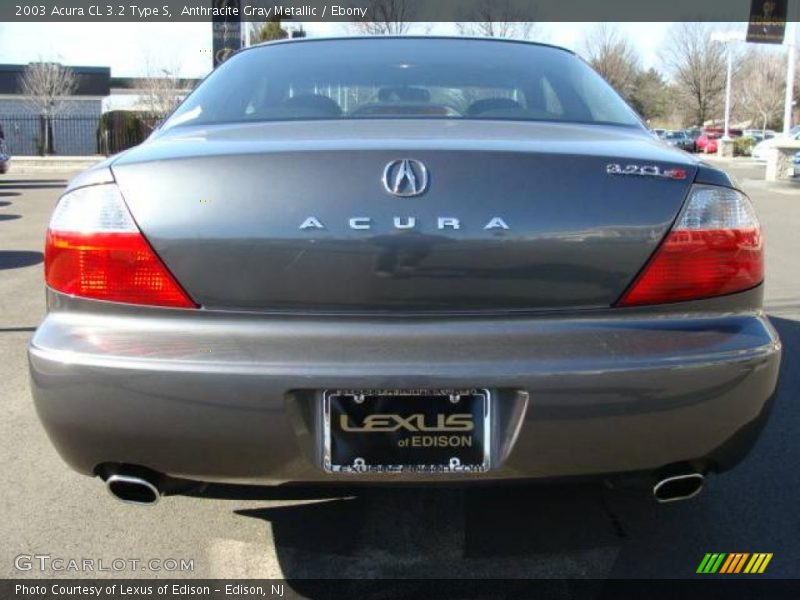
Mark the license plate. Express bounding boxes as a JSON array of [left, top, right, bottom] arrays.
[[323, 389, 491, 473]]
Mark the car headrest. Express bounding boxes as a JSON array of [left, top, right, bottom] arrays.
[[282, 94, 342, 117], [467, 98, 523, 116]]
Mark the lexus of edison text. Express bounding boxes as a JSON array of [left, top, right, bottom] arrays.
[[29, 38, 781, 505]]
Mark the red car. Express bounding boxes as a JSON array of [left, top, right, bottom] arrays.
[[696, 132, 721, 153], [697, 129, 742, 154]]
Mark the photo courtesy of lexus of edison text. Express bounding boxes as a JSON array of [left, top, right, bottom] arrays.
[[1, 0, 798, 598]]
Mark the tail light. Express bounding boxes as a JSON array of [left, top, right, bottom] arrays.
[[45, 184, 197, 308], [618, 185, 763, 306]]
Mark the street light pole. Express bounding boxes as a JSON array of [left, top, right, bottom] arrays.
[[723, 42, 733, 140], [711, 31, 744, 141], [783, 19, 796, 135]]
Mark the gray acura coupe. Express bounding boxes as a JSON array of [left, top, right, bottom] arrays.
[[29, 37, 781, 505]]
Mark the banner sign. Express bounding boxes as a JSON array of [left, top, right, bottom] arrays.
[[0, 0, 790, 23], [212, 0, 241, 67], [747, 0, 787, 44]]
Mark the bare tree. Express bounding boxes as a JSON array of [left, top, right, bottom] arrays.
[[19, 62, 77, 155], [136, 62, 191, 124], [736, 48, 786, 132], [660, 23, 729, 127], [455, 0, 538, 39], [578, 24, 640, 101], [350, 0, 415, 35]]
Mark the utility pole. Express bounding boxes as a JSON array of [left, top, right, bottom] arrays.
[[711, 31, 745, 141], [782, 17, 797, 135], [724, 42, 734, 139]]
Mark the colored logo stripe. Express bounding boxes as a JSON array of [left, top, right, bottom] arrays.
[[719, 553, 749, 573], [697, 553, 726, 573], [744, 553, 773, 574], [697, 553, 773, 574]]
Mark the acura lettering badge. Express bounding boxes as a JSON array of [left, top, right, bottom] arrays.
[[383, 159, 429, 197]]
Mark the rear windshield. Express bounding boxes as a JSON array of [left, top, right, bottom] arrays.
[[163, 38, 642, 129]]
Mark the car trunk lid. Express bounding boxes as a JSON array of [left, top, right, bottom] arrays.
[[111, 120, 697, 312]]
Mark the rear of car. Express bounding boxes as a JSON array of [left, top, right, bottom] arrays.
[[696, 134, 710, 153], [699, 131, 723, 154], [663, 130, 693, 151], [29, 38, 780, 502], [683, 128, 702, 152], [752, 131, 800, 161], [0, 134, 9, 174]]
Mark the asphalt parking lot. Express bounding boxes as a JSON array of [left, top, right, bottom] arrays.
[[1, 162, 798, 584]]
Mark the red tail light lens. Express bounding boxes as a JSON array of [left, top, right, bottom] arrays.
[[618, 185, 763, 307], [44, 184, 196, 308]]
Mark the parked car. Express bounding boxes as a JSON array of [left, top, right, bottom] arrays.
[[651, 128, 667, 139], [0, 140, 9, 174], [680, 128, 702, 152], [0, 122, 8, 174], [697, 129, 743, 154], [29, 37, 780, 506], [743, 130, 776, 144], [752, 131, 800, 161], [663, 130, 694, 151], [695, 131, 721, 153]]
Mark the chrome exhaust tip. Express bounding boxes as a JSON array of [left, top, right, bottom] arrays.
[[106, 474, 160, 506], [653, 472, 705, 503]]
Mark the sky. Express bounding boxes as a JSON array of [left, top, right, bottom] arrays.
[[0, 21, 696, 78]]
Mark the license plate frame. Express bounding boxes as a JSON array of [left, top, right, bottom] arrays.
[[322, 389, 491, 474]]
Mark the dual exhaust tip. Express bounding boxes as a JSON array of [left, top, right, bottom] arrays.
[[652, 472, 705, 503], [104, 469, 705, 506], [106, 473, 160, 506]]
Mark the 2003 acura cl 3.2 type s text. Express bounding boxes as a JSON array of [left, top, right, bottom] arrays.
[[29, 37, 781, 505]]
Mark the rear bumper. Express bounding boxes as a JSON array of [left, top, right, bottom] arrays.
[[29, 305, 781, 484]]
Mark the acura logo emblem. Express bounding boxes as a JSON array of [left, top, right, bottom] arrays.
[[383, 159, 428, 197]]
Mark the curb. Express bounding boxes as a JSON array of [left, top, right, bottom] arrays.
[[4, 156, 106, 173]]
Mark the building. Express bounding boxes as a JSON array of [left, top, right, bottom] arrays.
[[0, 64, 110, 155], [0, 64, 200, 156], [105, 76, 200, 113]]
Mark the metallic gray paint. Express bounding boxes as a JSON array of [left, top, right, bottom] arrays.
[[29, 38, 781, 488], [111, 120, 699, 311], [30, 288, 780, 483]]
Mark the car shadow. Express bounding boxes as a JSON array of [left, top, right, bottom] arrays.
[[0, 214, 21, 222], [0, 251, 43, 269], [230, 482, 630, 582], [0, 179, 67, 190], [205, 315, 799, 585], [0, 192, 21, 198]]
